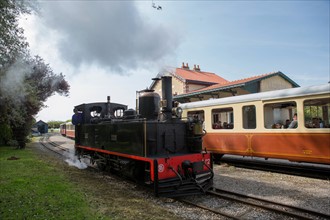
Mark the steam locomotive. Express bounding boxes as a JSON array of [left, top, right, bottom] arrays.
[[74, 76, 213, 197]]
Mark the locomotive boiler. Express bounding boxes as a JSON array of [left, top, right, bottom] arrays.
[[74, 76, 213, 197]]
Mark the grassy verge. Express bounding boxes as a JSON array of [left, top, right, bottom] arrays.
[[0, 146, 104, 219], [0, 143, 183, 220]]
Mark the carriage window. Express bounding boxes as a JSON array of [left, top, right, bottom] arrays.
[[263, 101, 296, 129], [68, 124, 74, 130], [187, 110, 205, 123], [304, 98, 330, 128], [211, 107, 234, 129], [243, 105, 256, 129]]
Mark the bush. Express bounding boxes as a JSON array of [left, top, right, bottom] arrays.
[[0, 123, 12, 145]]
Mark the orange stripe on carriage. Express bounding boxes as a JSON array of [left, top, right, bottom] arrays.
[[66, 130, 75, 138], [203, 132, 330, 164]]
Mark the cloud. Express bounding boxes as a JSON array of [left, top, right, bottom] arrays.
[[38, 1, 181, 73]]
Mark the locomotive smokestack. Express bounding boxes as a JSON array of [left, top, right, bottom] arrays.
[[161, 76, 173, 120], [106, 96, 111, 118]]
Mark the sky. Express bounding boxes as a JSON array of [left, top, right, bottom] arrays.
[[19, 0, 330, 122]]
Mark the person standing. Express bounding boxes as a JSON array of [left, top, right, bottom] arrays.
[[72, 109, 83, 144]]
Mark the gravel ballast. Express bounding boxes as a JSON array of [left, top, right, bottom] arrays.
[[213, 164, 330, 215]]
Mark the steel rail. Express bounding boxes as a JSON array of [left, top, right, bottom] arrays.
[[48, 141, 69, 152], [178, 198, 240, 220], [210, 188, 330, 220], [220, 158, 330, 180], [39, 136, 68, 156]]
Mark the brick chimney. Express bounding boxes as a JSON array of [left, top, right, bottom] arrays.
[[193, 64, 201, 71], [182, 62, 189, 69]]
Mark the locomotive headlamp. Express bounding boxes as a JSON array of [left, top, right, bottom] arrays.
[[172, 107, 183, 118]]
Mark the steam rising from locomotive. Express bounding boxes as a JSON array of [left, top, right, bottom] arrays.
[[73, 76, 213, 197]]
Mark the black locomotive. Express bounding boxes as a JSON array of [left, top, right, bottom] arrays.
[[74, 76, 213, 197]]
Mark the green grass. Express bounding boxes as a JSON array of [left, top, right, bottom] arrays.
[[0, 146, 104, 220], [0, 144, 184, 220]]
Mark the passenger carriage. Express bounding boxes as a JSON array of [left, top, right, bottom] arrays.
[[180, 84, 330, 164], [59, 122, 75, 139]]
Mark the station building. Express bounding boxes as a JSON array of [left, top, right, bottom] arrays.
[[149, 62, 299, 103]]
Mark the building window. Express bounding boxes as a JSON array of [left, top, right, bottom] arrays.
[[243, 105, 256, 129], [211, 107, 234, 129], [304, 98, 330, 128], [263, 101, 296, 129]]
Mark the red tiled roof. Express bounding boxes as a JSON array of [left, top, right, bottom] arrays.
[[175, 68, 229, 85]]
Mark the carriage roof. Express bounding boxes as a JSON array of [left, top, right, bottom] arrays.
[[179, 83, 330, 109]]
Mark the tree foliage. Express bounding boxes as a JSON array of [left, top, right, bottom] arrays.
[[0, 0, 70, 147], [47, 121, 66, 129], [0, 0, 34, 66]]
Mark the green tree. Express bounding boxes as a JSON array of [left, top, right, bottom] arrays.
[[0, 0, 35, 66], [47, 121, 66, 129], [0, 123, 12, 145], [0, 0, 70, 148]]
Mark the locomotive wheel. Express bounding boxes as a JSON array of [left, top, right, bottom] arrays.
[[96, 161, 107, 171]]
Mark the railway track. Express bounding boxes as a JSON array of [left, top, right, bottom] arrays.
[[179, 187, 330, 219], [38, 135, 329, 219], [39, 134, 92, 171], [39, 135, 69, 156], [219, 157, 330, 180]]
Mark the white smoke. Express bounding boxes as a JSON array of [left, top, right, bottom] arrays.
[[0, 58, 33, 100], [64, 148, 88, 169]]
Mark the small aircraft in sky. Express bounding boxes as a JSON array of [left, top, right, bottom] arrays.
[[152, 1, 162, 10]]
